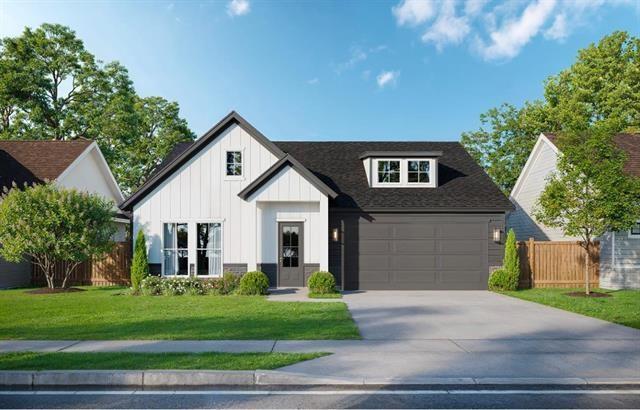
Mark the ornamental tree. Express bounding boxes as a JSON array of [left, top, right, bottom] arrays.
[[0, 183, 116, 288], [131, 229, 149, 291], [534, 129, 640, 295]]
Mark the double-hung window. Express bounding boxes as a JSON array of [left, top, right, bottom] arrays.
[[226, 151, 242, 177], [196, 222, 222, 277], [163, 223, 188, 276], [377, 160, 401, 184]]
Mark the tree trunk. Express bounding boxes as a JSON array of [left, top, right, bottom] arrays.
[[61, 262, 80, 289], [584, 241, 591, 295]]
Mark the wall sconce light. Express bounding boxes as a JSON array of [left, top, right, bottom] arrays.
[[331, 228, 339, 242], [493, 227, 502, 243]]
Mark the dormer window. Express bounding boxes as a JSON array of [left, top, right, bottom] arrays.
[[377, 160, 401, 184], [361, 151, 441, 188]]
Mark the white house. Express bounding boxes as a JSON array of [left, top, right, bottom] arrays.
[[121, 112, 513, 290], [508, 133, 640, 289], [0, 139, 128, 288]]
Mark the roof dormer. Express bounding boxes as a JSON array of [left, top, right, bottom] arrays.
[[359, 151, 442, 188]]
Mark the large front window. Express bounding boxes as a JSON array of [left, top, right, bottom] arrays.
[[163, 223, 188, 276], [197, 223, 222, 277], [377, 160, 401, 183]]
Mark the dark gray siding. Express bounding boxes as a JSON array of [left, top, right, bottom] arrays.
[[329, 211, 506, 290], [0, 255, 31, 289], [223, 264, 248, 275], [257, 263, 277, 287]]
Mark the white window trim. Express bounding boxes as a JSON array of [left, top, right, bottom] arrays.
[[224, 148, 245, 181], [371, 158, 437, 188], [628, 221, 640, 239], [161, 219, 225, 278]]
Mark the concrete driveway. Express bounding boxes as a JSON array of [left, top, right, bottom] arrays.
[[344, 290, 640, 340], [280, 290, 640, 382]]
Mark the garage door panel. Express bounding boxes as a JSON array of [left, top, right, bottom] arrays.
[[359, 224, 392, 238], [439, 254, 485, 270], [359, 255, 390, 269], [393, 224, 436, 238], [359, 240, 391, 254], [391, 254, 436, 270], [393, 270, 437, 283], [438, 223, 485, 239], [394, 239, 437, 254], [438, 270, 485, 283], [358, 270, 390, 283], [439, 239, 485, 254]]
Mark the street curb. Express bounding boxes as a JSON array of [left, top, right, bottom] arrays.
[[1, 371, 640, 388]]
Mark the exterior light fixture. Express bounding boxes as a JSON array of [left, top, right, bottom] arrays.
[[331, 228, 339, 242], [493, 227, 502, 243]]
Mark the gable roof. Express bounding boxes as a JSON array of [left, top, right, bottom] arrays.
[[0, 139, 93, 192], [274, 141, 513, 211], [120, 111, 336, 210], [544, 133, 640, 177], [237, 154, 338, 200]]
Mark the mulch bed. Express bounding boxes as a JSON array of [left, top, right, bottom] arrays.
[[25, 287, 86, 295], [564, 291, 612, 298]]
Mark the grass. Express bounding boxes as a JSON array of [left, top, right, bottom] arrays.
[[502, 288, 640, 329], [0, 287, 360, 340], [0, 352, 328, 371], [308, 292, 342, 299]]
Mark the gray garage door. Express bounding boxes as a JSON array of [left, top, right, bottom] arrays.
[[352, 215, 489, 290]]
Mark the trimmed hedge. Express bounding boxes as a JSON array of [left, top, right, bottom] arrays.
[[237, 271, 270, 295], [307, 271, 337, 294], [139, 272, 241, 296]]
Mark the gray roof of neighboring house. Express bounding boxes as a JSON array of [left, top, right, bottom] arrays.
[[150, 139, 513, 212], [545, 133, 640, 177]]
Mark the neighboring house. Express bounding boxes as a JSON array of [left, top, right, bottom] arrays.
[[0, 139, 128, 288], [508, 132, 640, 289], [121, 112, 512, 290]]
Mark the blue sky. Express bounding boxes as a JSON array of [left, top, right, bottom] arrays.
[[1, 0, 638, 141]]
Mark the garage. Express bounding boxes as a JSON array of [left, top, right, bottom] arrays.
[[331, 213, 504, 291]]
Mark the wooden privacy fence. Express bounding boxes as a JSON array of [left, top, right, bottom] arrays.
[[32, 241, 131, 287], [517, 239, 599, 288]]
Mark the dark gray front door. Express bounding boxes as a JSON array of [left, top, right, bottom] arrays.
[[278, 222, 304, 287]]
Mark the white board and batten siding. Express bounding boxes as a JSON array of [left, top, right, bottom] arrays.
[[132, 123, 329, 272], [600, 231, 640, 289]]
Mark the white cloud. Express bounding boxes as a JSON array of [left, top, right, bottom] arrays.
[[307, 78, 319, 85], [334, 44, 388, 73], [376, 70, 400, 88], [544, 13, 567, 40], [422, 0, 470, 51], [227, 0, 250, 16], [464, 0, 487, 16], [476, 0, 556, 61], [392, 0, 436, 26]]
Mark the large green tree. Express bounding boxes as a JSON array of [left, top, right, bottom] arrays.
[[534, 130, 640, 295], [0, 23, 195, 194], [462, 31, 640, 193], [0, 184, 117, 289]]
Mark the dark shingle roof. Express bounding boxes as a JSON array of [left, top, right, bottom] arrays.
[[274, 141, 512, 210], [0, 139, 93, 192], [545, 133, 640, 177], [153, 140, 512, 211]]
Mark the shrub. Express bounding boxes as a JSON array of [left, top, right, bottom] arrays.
[[161, 277, 193, 296], [307, 271, 337, 294], [140, 276, 163, 296], [130, 230, 149, 291], [238, 271, 270, 295], [503, 229, 520, 286], [222, 272, 241, 294], [488, 269, 516, 291]]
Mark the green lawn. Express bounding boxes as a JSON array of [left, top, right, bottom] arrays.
[[503, 288, 640, 329], [0, 352, 327, 370], [0, 287, 360, 340]]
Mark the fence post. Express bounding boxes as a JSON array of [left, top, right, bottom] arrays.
[[528, 237, 536, 287]]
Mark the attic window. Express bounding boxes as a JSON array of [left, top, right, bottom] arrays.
[[377, 160, 401, 184], [226, 151, 243, 177], [408, 160, 430, 184]]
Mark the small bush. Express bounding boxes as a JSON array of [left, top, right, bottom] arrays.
[[140, 276, 163, 296], [307, 271, 337, 294], [238, 271, 270, 295], [131, 230, 149, 291], [488, 268, 518, 291], [222, 272, 241, 294]]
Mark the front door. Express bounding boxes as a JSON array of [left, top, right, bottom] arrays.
[[278, 222, 304, 287]]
